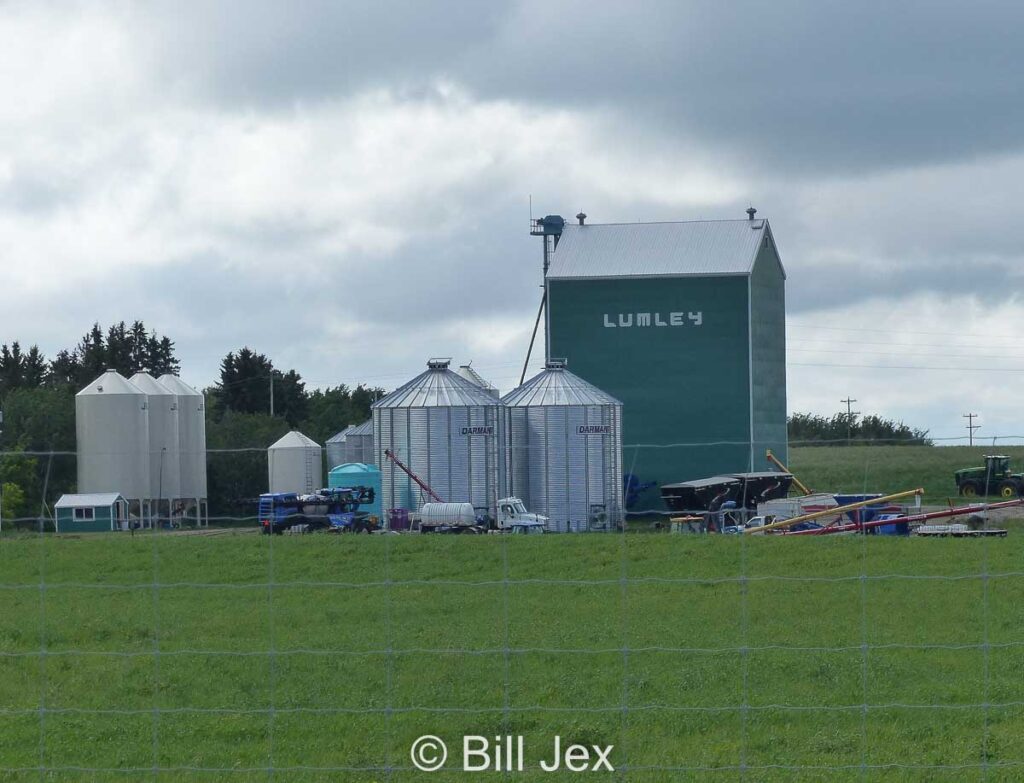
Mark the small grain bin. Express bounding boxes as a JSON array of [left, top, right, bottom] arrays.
[[76, 370, 150, 502], [268, 430, 323, 494], [373, 358, 506, 517], [326, 426, 354, 469], [346, 419, 375, 464], [158, 373, 209, 522], [503, 359, 623, 532], [130, 372, 182, 507], [328, 462, 382, 520]]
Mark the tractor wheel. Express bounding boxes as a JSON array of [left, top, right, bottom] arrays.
[[961, 482, 980, 498], [998, 480, 1021, 499]]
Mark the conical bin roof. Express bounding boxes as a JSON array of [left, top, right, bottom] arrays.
[[373, 359, 503, 409], [502, 360, 621, 407]]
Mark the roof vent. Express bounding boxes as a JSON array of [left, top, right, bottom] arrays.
[[427, 358, 452, 370], [545, 358, 567, 370], [746, 206, 757, 221], [576, 212, 587, 225]]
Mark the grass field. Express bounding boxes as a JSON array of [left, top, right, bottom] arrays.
[[1, 530, 1023, 781], [790, 445, 1024, 505]]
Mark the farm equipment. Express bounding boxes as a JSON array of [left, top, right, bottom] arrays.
[[782, 497, 1021, 537], [954, 455, 1024, 498], [258, 486, 376, 534], [743, 488, 925, 534], [765, 449, 812, 495], [661, 472, 793, 513]]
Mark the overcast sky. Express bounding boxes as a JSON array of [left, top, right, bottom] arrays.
[[2, 1, 1023, 441]]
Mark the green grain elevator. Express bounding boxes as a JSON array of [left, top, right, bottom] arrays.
[[543, 210, 787, 509]]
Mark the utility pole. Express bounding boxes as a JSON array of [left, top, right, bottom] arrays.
[[963, 413, 980, 446], [840, 397, 859, 443], [269, 375, 274, 417]]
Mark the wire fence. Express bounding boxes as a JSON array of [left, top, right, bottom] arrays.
[[1, 440, 1023, 779]]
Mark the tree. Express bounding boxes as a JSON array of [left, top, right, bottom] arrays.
[[788, 412, 931, 446], [1, 482, 25, 524], [215, 348, 308, 425]]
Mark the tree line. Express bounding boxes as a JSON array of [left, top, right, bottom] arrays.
[[0, 323, 383, 526], [788, 412, 932, 446]]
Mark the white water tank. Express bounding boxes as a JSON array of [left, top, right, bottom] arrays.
[[76, 370, 150, 500]]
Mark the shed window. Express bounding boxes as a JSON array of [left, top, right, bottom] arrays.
[[73, 507, 95, 521]]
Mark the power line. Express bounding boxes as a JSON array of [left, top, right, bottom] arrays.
[[964, 413, 981, 447]]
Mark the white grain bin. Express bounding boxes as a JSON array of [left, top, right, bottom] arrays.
[[455, 363, 500, 399], [326, 426, 354, 470], [129, 372, 181, 503], [503, 359, 623, 532], [373, 358, 506, 517], [76, 370, 150, 501], [158, 374, 208, 503], [268, 430, 323, 494]]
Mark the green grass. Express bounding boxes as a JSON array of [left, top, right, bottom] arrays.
[[790, 445, 1024, 504], [1, 531, 1023, 781]]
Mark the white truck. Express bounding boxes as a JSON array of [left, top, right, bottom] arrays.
[[745, 493, 839, 531], [415, 497, 546, 534]]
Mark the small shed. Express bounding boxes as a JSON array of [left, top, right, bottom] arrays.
[[55, 493, 130, 533]]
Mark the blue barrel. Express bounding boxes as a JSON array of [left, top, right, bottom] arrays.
[[328, 462, 382, 520]]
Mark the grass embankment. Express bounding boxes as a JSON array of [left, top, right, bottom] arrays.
[[789, 445, 1024, 505], [1, 532, 1023, 781]]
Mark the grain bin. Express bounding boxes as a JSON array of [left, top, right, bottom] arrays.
[[76, 370, 150, 501], [346, 420, 374, 464], [158, 374, 209, 506], [373, 358, 506, 517], [268, 430, 323, 494], [326, 426, 354, 469], [129, 372, 181, 504], [455, 363, 500, 399], [503, 359, 623, 532]]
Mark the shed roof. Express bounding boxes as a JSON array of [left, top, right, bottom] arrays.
[[502, 361, 621, 407], [55, 493, 125, 508], [546, 219, 783, 280]]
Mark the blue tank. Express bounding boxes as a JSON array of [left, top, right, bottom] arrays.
[[328, 463, 382, 520]]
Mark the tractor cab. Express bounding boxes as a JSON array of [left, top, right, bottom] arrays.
[[985, 455, 1011, 478]]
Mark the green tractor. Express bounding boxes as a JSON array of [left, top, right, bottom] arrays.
[[954, 455, 1024, 499]]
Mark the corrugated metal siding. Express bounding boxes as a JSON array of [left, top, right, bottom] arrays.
[[749, 237, 788, 467], [503, 365, 623, 532], [547, 220, 772, 280]]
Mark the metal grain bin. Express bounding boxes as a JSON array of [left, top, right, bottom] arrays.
[[158, 374, 209, 503], [76, 370, 150, 501], [268, 430, 323, 494], [130, 372, 182, 503], [326, 426, 354, 469], [346, 419, 375, 464], [455, 363, 500, 399], [373, 358, 506, 516], [502, 359, 623, 532]]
